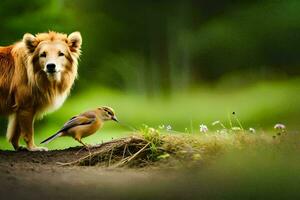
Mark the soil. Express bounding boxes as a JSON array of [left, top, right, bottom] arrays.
[[1, 136, 298, 200], [0, 141, 182, 200]]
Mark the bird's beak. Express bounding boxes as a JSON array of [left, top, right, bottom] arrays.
[[112, 116, 119, 122]]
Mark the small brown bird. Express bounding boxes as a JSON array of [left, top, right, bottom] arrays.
[[41, 106, 118, 147]]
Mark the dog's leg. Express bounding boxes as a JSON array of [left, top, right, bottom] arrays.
[[17, 110, 48, 151], [6, 114, 23, 150]]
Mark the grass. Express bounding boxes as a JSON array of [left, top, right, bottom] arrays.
[[56, 122, 291, 168], [46, 98, 294, 169], [138, 125, 292, 166], [0, 78, 299, 150]]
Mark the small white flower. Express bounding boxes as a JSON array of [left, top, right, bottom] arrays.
[[166, 125, 172, 131], [249, 128, 256, 133], [274, 123, 286, 130], [199, 124, 208, 133], [212, 120, 220, 126]]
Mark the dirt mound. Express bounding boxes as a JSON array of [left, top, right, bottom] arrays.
[[0, 136, 152, 167], [58, 136, 153, 167], [1, 129, 281, 169]]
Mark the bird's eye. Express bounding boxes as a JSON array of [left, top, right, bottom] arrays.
[[58, 52, 65, 57], [107, 111, 113, 116], [40, 52, 46, 57]]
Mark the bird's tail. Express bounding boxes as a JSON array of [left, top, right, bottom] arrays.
[[40, 132, 63, 144]]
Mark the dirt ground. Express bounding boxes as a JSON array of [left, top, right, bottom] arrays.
[[2, 136, 300, 200], [0, 145, 188, 200], [1, 149, 300, 200]]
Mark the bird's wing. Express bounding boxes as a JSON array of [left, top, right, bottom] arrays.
[[63, 115, 78, 126], [58, 114, 96, 133]]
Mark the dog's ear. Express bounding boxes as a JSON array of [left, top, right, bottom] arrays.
[[68, 32, 82, 54], [23, 33, 38, 53]]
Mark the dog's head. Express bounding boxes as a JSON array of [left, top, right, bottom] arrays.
[[23, 31, 81, 82]]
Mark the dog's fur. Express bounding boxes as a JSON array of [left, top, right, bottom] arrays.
[[0, 31, 81, 151]]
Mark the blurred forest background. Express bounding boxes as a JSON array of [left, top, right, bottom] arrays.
[[0, 0, 300, 149]]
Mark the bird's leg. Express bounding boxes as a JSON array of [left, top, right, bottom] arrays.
[[75, 138, 91, 155], [77, 138, 88, 147]]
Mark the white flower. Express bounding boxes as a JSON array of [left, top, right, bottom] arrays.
[[166, 125, 172, 131], [249, 127, 256, 133], [199, 124, 208, 133], [212, 120, 220, 126], [274, 123, 286, 130]]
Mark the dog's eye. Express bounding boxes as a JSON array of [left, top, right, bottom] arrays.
[[40, 52, 46, 57], [58, 52, 65, 57]]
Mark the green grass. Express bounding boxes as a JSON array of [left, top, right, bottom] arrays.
[[43, 123, 292, 168], [0, 78, 299, 150], [137, 124, 290, 164]]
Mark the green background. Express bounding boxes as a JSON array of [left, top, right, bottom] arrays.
[[0, 0, 299, 149]]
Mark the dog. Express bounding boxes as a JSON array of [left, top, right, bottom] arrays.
[[0, 31, 82, 151]]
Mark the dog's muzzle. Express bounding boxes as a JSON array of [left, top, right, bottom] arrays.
[[46, 63, 56, 74]]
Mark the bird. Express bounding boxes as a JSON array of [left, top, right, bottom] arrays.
[[40, 106, 118, 147]]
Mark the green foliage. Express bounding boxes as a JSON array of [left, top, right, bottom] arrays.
[[0, 0, 76, 44], [139, 125, 163, 161], [1, 0, 300, 94], [134, 122, 293, 167], [0, 78, 298, 150], [0, 1, 299, 151]]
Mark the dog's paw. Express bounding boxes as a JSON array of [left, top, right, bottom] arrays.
[[27, 146, 48, 152], [16, 146, 28, 151]]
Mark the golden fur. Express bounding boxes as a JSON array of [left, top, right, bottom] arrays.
[[0, 31, 82, 151]]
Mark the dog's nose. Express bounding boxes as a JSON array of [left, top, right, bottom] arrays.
[[46, 63, 56, 73]]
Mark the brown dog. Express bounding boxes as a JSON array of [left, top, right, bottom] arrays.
[[0, 31, 82, 151]]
